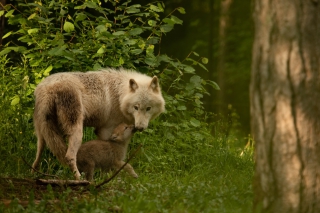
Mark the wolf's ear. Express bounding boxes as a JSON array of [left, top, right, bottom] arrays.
[[149, 76, 159, 93], [129, 79, 138, 92]]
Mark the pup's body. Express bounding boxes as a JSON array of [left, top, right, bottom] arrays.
[[32, 68, 165, 179], [77, 123, 137, 181]]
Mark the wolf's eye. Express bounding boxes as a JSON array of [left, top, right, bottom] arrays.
[[146, 107, 151, 111], [134, 106, 139, 110]]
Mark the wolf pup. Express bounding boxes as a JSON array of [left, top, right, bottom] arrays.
[[77, 123, 138, 181], [32, 68, 165, 179]]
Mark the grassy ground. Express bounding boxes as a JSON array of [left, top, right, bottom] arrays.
[[0, 116, 253, 212], [0, 135, 253, 212]]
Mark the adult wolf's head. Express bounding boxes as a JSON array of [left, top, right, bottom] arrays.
[[121, 76, 165, 131]]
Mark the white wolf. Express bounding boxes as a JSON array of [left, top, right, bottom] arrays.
[[31, 68, 165, 179]]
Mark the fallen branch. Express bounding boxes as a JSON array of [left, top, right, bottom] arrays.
[[95, 144, 142, 189], [36, 179, 90, 186], [21, 157, 60, 179]]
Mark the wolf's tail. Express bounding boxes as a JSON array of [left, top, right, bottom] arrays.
[[34, 94, 68, 165]]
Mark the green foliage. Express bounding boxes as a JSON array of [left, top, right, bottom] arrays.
[[0, 0, 216, 167]]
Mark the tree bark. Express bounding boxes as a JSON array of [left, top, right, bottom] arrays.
[[0, 0, 6, 46], [217, 0, 232, 112], [251, 1, 320, 212]]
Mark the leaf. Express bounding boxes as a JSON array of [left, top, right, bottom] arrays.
[[190, 75, 202, 86], [124, 39, 137, 45], [146, 45, 154, 56], [150, 5, 163, 12], [28, 28, 39, 35], [177, 105, 187, 111], [97, 47, 105, 54], [146, 37, 159, 45], [170, 15, 183, 25], [119, 57, 124, 65], [163, 18, 175, 25], [148, 20, 157, 27], [5, 9, 14, 18], [198, 63, 208, 71], [190, 117, 201, 127], [75, 13, 87, 22], [160, 24, 174, 33], [43, 65, 53, 76], [131, 49, 143, 55], [177, 7, 186, 14], [93, 63, 102, 70], [157, 2, 165, 11], [11, 97, 20, 106], [145, 56, 157, 67], [84, 1, 98, 9], [129, 28, 143, 36], [63, 21, 74, 33], [96, 25, 107, 32], [207, 80, 220, 90], [0, 10, 4, 17], [0, 48, 12, 56], [183, 65, 195, 73], [28, 13, 37, 20], [2, 31, 12, 39], [48, 46, 66, 56], [192, 51, 199, 56], [126, 7, 140, 14], [202, 57, 209, 64], [113, 31, 125, 36]]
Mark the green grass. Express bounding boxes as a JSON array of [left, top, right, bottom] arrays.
[[0, 134, 253, 212], [0, 113, 253, 212]]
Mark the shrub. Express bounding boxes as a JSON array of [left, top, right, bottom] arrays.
[[0, 0, 218, 175]]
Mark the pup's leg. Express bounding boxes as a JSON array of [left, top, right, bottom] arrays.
[[85, 168, 95, 182], [79, 161, 95, 181], [31, 135, 45, 172], [115, 161, 138, 178]]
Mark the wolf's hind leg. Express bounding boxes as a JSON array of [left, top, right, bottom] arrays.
[[115, 161, 138, 178], [56, 89, 83, 180], [31, 135, 45, 173], [65, 124, 83, 180]]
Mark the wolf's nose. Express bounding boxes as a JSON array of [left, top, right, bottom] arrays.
[[134, 127, 144, 132]]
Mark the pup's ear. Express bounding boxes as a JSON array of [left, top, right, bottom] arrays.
[[149, 76, 159, 93], [129, 79, 138, 92]]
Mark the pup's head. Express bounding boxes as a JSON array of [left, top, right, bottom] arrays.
[[121, 76, 165, 131], [110, 123, 135, 142]]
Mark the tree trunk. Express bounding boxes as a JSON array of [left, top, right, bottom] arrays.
[[0, 0, 6, 46], [217, 0, 232, 112], [251, 1, 320, 212]]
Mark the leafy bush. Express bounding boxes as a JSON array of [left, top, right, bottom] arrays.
[[0, 0, 220, 175]]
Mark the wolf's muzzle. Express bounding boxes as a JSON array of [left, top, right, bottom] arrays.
[[133, 127, 144, 132]]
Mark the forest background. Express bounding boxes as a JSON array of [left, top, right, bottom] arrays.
[[156, 0, 252, 134]]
